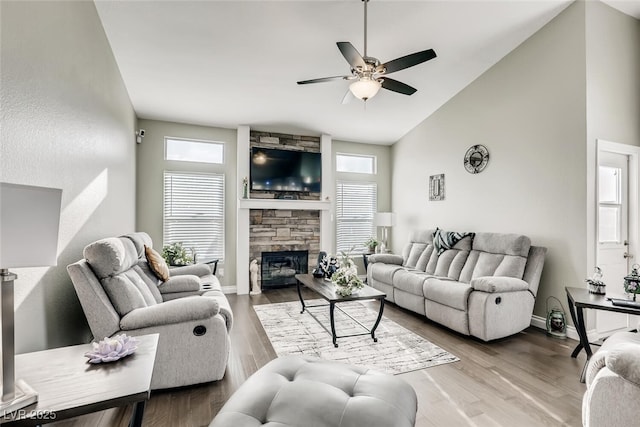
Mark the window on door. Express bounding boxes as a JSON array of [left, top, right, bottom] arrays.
[[163, 171, 225, 262], [599, 166, 622, 243], [335, 181, 377, 254]]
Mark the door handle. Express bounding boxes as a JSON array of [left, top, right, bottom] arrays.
[[624, 252, 634, 259]]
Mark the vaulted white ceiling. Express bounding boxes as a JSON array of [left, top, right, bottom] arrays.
[[95, 1, 632, 144]]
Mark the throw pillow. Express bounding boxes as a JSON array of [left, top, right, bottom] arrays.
[[144, 244, 170, 282], [433, 228, 475, 255]]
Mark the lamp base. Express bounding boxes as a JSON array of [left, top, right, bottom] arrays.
[[0, 379, 38, 417]]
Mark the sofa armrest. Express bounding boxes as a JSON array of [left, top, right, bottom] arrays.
[[169, 263, 212, 277], [120, 296, 220, 330], [157, 274, 201, 294], [606, 342, 640, 386], [368, 254, 404, 265], [471, 276, 529, 293]]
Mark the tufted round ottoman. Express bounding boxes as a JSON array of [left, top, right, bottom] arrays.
[[210, 355, 417, 427]]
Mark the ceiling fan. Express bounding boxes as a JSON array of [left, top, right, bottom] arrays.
[[297, 0, 437, 102]]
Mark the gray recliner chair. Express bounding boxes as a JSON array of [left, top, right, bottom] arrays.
[[67, 232, 232, 390]]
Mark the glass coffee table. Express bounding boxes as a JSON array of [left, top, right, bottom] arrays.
[[295, 273, 386, 347]]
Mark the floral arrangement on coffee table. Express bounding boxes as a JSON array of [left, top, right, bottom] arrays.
[[331, 249, 364, 297]]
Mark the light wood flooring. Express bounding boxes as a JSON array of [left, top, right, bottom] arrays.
[[51, 288, 587, 427]]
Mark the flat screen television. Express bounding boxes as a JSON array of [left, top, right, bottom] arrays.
[[250, 147, 321, 193]]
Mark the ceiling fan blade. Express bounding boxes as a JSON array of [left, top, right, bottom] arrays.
[[380, 49, 437, 75], [337, 42, 366, 69], [381, 77, 417, 95], [297, 75, 351, 85]]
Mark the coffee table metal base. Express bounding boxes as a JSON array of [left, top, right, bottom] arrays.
[[296, 278, 385, 348]]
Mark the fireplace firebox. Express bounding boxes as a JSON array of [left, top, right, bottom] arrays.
[[261, 250, 308, 289]]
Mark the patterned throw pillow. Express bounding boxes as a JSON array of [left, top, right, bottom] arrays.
[[433, 228, 475, 255], [144, 244, 170, 282]]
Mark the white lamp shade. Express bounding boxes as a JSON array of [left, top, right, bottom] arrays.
[[375, 212, 395, 227], [349, 78, 382, 100], [0, 183, 62, 268]]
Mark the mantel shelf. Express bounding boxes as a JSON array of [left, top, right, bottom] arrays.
[[238, 198, 331, 211]]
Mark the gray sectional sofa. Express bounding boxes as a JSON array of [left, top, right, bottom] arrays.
[[366, 229, 546, 341]]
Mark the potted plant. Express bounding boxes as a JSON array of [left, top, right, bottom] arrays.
[[364, 237, 379, 254], [162, 242, 193, 266]]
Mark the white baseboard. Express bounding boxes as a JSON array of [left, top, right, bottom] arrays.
[[530, 314, 598, 342], [222, 285, 237, 294]]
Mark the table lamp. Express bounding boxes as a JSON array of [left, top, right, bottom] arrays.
[[374, 212, 395, 253], [0, 183, 62, 416]]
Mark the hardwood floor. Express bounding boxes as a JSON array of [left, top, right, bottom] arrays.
[[51, 288, 586, 427]]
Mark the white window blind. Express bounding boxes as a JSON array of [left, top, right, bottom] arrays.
[[163, 171, 225, 261], [336, 181, 377, 255]]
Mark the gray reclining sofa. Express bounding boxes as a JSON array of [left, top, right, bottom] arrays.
[[367, 229, 546, 341]]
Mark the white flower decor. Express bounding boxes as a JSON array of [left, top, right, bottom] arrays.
[[84, 334, 138, 364], [331, 249, 364, 297]]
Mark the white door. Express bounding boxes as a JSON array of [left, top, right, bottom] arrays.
[[597, 151, 635, 335]]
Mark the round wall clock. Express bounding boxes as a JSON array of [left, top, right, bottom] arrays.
[[464, 144, 489, 174]]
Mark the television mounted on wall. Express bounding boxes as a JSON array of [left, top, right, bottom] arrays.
[[250, 147, 321, 193]]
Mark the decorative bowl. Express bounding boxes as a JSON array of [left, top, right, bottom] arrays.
[[84, 334, 138, 364]]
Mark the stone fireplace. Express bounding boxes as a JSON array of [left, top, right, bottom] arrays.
[[250, 209, 320, 289], [235, 126, 332, 295]]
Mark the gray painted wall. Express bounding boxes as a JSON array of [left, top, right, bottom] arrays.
[[1, 1, 137, 352], [391, 1, 588, 321], [586, 1, 640, 148]]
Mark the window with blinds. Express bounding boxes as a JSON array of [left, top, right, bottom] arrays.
[[163, 171, 225, 262], [336, 181, 377, 255]]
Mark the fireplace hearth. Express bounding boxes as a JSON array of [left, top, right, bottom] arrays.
[[261, 250, 309, 289]]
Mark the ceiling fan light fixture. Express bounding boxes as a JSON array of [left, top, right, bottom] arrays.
[[349, 77, 381, 101]]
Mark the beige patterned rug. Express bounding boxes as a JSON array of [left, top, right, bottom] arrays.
[[254, 299, 459, 375]]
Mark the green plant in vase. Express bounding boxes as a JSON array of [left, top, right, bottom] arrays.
[[162, 242, 193, 266], [364, 237, 379, 254]]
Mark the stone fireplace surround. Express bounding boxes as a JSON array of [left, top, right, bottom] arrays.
[[235, 126, 333, 295]]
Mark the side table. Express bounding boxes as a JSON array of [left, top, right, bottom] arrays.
[[1, 334, 158, 426], [565, 286, 640, 382]]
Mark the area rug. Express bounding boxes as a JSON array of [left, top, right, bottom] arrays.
[[254, 299, 459, 375]]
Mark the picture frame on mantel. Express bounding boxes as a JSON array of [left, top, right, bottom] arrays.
[[429, 174, 445, 201]]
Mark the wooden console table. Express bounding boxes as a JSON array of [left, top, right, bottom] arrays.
[[1, 334, 158, 426]]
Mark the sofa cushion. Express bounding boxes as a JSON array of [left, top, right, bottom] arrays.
[[102, 269, 158, 316], [423, 278, 472, 311], [424, 238, 470, 280], [370, 263, 404, 285], [145, 244, 170, 281], [414, 245, 435, 271], [459, 233, 531, 283], [433, 228, 475, 255], [123, 232, 154, 258], [84, 237, 139, 279], [394, 270, 432, 296], [405, 243, 427, 268], [472, 232, 531, 257], [401, 229, 435, 265]]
